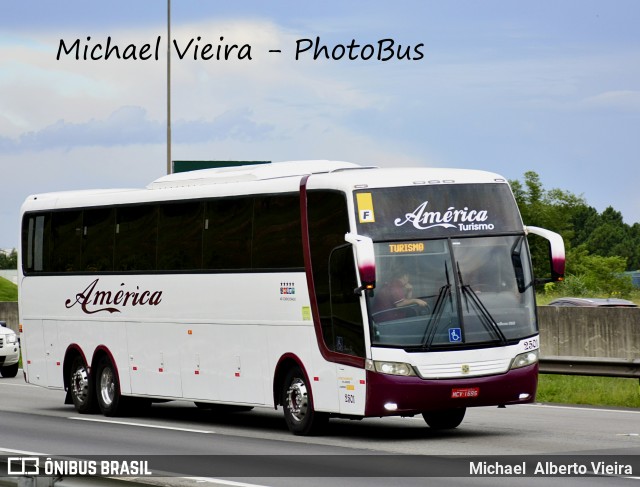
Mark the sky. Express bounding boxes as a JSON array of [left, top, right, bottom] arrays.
[[1, 0, 639, 250]]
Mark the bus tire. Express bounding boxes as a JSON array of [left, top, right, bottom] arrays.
[[422, 408, 466, 430], [95, 355, 124, 417], [281, 366, 328, 436], [69, 357, 97, 413]]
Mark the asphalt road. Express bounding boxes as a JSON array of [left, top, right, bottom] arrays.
[[1, 372, 639, 487]]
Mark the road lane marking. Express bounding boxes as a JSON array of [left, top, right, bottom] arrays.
[[525, 403, 640, 415], [68, 416, 215, 434], [0, 447, 49, 456], [190, 478, 271, 487]]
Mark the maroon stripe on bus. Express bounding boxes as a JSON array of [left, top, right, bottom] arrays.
[[299, 176, 365, 369]]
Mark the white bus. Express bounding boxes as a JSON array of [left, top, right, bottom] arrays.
[[19, 161, 565, 435]]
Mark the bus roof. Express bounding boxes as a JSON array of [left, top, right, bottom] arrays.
[[147, 160, 364, 189], [147, 160, 508, 191], [305, 165, 508, 192], [21, 161, 510, 212]]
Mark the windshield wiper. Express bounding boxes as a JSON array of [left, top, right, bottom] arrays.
[[457, 263, 507, 344], [422, 263, 453, 350]]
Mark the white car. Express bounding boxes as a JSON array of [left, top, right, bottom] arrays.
[[0, 325, 20, 378]]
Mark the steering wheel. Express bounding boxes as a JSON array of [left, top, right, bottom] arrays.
[[407, 303, 430, 316]]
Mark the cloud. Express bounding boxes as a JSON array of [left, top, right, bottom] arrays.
[[0, 105, 274, 152], [174, 108, 275, 143], [580, 90, 640, 112], [19, 106, 162, 150], [0, 18, 382, 150]]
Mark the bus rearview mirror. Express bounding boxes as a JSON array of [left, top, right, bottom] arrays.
[[525, 226, 566, 282], [344, 233, 376, 294]]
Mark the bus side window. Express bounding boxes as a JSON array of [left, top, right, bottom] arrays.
[[82, 208, 115, 272], [51, 210, 82, 272], [22, 213, 51, 273], [252, 195, 303, 269], [203, 197, 253, 270], [157, 201, 204, 270], [114, 205, 158, 271], [329, 245, 365, 358]]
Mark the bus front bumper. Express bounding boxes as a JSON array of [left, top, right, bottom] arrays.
[[364, 363, 538, 417]]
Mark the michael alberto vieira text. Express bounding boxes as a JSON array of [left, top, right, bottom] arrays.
[[56, 35, 425, 62], [470, 460, 633, 476]]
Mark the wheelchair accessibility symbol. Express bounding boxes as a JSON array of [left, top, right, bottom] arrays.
[[448, 328, 462, 343]]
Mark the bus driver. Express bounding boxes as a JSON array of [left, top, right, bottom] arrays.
[[372, 270, 428, 322]]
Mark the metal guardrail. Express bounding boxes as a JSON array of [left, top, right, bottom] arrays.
[[539, 356, 640, 379]]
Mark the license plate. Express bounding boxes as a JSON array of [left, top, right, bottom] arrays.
[[451, 387, 479, 399]]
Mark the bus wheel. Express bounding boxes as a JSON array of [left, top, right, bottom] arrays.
[[422, 408, 466, 430], [281, 366, 328, 435], [69, 357, 96, 413], [96, 356, 123, 417]]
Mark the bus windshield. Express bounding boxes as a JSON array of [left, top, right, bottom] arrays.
[[367, 236, 536, 349]]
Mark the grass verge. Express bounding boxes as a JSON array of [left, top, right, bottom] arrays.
[[0, 276, 18, 301], [537, 374, 640, 408]]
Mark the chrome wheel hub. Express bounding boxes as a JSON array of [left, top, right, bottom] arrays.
[[286, 378, 308, 423], [71, 366, 89, 404], [99, 367, 115, 407]]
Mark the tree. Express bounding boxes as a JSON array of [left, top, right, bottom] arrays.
[[557, 246, 635, 297], [511, 171, 640, 273], [0, 249, 17, 270], [570, 205, 600, 249], [509, 172, 586, 278], [629, 223, 640, 270]]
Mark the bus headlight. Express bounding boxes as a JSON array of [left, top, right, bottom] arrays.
[[510, 350, 539, 370], [366, 359, 416, 376]]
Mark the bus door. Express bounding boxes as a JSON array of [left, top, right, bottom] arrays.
[[328, 245, 367, 415]]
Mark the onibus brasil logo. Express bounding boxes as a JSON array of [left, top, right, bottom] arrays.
[[394, 201, 494, 231], [65, 278, 163, 314]]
